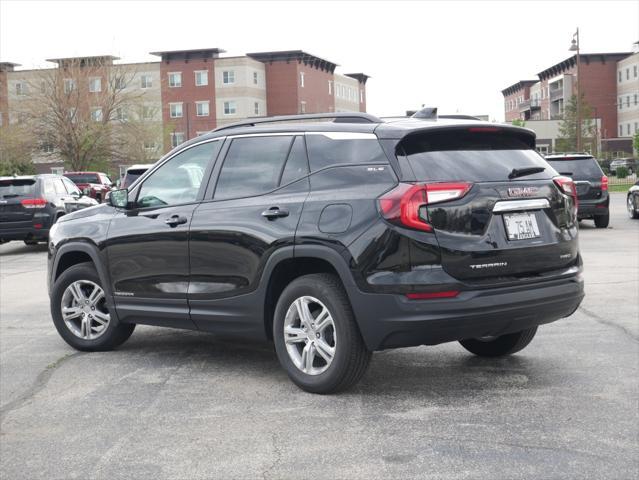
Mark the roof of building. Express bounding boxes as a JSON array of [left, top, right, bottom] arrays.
[[46, 55, 120, 65], [149, 48, 226, 60], [501, 80, 538, 96], [537, 52, 631, 80], [344, 73, 371, 84], [0, 62, 21, 72], [246, 50, 338, 73]]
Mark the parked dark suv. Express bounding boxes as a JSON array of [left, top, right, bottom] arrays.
[[544, 153, 609, 228], [1, 174, 97, 245], [47, 113, 584, 393]]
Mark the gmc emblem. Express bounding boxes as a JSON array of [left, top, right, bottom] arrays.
[[508, 187, 539, 197]]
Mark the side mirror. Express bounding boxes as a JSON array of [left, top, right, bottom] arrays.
[[70, 190, 82, 199], [109, 189, 129, 209]]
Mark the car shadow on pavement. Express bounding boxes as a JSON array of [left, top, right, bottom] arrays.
[[0, 243, 48, 255]]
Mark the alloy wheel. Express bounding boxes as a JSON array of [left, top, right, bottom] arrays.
[[60, 280, 110, 340], [283, 296, 336, 375]]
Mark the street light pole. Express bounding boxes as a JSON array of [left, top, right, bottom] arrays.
[[570, 28, 581, 152]]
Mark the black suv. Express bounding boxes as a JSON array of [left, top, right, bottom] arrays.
[[544, 154, 609, 228], [47, 113, 584, 393], [1, 174, 97, 245]]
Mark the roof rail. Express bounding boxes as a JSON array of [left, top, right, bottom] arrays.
[[213, 112, 383, 132]]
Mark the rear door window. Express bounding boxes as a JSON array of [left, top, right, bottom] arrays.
[[0, 179, 36, 198], [305, 133, 387, 172], [545, 158, 603, 180], [400, 129, 553, 182], [53, 179, 67, 195], [214, 136, 293, 200]]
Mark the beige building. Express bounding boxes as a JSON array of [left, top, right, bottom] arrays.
[[333, 74, 361, 112], [617, 43, 639, 140]]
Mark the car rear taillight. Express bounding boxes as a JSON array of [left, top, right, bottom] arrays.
[[378, 182, 472, 232], [601, 175, 608, 191], [553, 176, 578, 211], [20, 198, 47, 209]]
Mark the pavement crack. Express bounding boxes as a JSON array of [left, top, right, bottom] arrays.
[[579, 306, 639, 343], [261, 432, 283, 480], [0, 351, 82, 424]]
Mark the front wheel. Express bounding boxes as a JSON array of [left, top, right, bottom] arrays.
[[459, 327, 537, 357], [594, 213, 609, 228], [51, 262, 135, 351], [273, 273, 371, 394], [628, 195, 639, 219]]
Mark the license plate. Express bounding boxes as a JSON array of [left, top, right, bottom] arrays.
[[503, 212, 540, 240]]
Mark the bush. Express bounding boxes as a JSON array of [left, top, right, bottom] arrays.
[[616, 166, 628, 179]]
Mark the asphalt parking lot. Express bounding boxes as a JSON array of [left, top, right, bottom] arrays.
[[1, 192, 637, 480]]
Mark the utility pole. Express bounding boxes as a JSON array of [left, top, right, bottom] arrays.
[[570, 28, 581, 152]]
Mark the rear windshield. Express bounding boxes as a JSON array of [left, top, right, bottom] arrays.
[[123, 169, 147, 188], [0, 179, 36, 198], [65, 173, 100, 184], [400, 130, 553, 182], [545, 158, 603, 181]]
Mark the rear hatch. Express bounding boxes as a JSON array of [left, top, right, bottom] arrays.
[[545, 156, 605, 201], [0, 178, 38, 224], [395, 127, 579, 282]]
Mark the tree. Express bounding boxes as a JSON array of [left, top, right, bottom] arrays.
[[511, 118, 526, 127], [0, 123, 37, 175], [21, 58, 143, 172], [633, 131, 639, 156], [556, 94, 597, 154]]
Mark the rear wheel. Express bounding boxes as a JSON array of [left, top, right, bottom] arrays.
[[594, 213, 609, 228], [273, 273, 371, 394], [628, 195, 639, 219], [459, 327, 537, 357], [51, 262, 135, 351]]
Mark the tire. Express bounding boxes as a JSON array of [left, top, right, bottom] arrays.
[[594, 213, 609, 228], [50, 262, 135, 351], [459, 327, 538, 357], [628, 195, 639, 219], [272, 273, 371, 394]]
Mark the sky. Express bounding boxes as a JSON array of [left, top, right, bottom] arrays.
[[1, 0, 638, 121]]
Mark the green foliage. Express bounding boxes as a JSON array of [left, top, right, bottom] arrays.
[[557, 94, 597, 154], [616, 166, 628, 179], [633, 132, 639, 155], [0, 160, 36, 176], [511, 119, 526, 127]]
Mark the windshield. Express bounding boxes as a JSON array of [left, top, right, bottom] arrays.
[[545, 158, 603, 181], [0, 179, 36, 198], [65, 173, 100, 184]]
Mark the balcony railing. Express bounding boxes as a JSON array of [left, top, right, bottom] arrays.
[[518, 99, 541, 111], [550, 88, 564, 101]]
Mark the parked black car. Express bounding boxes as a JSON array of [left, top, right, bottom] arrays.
[[47, 113, 584, 393], [544, 153, 609, 228], [1, 174, 97, 245], [628, 180, 639, 219]]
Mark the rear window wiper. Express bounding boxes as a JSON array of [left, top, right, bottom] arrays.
[[508, 166, 545, 179], [559, 172, 573, 176]]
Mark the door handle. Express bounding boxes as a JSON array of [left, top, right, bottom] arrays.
[[165, 214, 188, 227], [261, 207, 289, 219]]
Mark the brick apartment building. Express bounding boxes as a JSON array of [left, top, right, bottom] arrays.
[[502, 50, 635, 154], [0, 48, 369, 174]]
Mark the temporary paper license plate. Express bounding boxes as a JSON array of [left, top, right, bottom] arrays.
[[503, 212, 540, 240]]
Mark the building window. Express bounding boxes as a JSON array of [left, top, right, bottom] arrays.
[[114, 77, 126, 90], [300, 101, 306, 113], [41, 143, 54, 153], [253, 72, 258, 85], [627, 68, 630, 80], [64, 79, 76, 94], [195, 70, 208, 86], [170, 132, 185, 148], [142, 105, 154, 120], [328, 80, 332, 95], [91, 107, 103, 122], [223, 101, 237, 115], [634, 65, 638, 78], [635, 94, 638, 106], [618, 71, 622, 82], [254, 102, 259, 115], [195, 101, 210, 117], [169, 102, 183, 118], [619, 97, 622, 110], [51, 167, 64, 175], [114, 107, 128, 121], [223, 71, 235, 84], [141, 74, 153, 89], [628, 124, 631, 136], [300, 72, 305, 88], [360, 89, 364, 103], [144, 141, 157, 151], [68, 108, 77, 122], [15, 82, 27, 96], [627, 96, 631, 107], [619, 125, 623, 136], [168, 72, 182, 88], [635, 122, 638, 133], [89, 77, 102, 92]]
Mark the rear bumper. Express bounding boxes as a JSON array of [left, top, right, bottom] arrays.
[[0, 216, 52, 241], [578, 196, 609, 218], [349, 272, 584, 350]]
